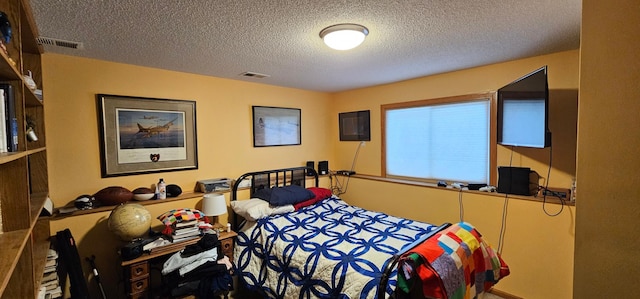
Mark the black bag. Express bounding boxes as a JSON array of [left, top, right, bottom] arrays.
[[55, 228, 90, 299]]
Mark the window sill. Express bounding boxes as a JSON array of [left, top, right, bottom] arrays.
[[346, 174, 574, 206]]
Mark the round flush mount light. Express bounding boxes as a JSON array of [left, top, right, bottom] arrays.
[[319, 23, 369, 51]]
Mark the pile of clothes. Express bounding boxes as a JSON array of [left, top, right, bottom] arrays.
[[161, 233, 234, 298]]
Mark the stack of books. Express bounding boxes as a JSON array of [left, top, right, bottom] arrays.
[[39, 248, 62, 299], [0, 83, 18, 153], [170, 220, 202, 243]]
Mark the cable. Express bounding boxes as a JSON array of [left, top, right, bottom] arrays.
[[497, 146, 514, 255], [541, 143, 564, 216], [497, 191, 510, 255], [350, 141, 365, 172], [330, 172, 350, 196], [331, 141, 365, 195], [458, 189, 464, 222]]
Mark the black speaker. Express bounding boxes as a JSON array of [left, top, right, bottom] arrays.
[[318, 161, 328, 175], [306, 161, 314, 176], [497, 166, 538, 196]]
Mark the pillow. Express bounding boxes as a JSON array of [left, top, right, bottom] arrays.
[[254, 185, 315, 206], [230, 198, 294, 221], [253, 187, 272, 201], [267, 204, 295, 217], [293, 188, 333, 211], [271, 185, 316, 206], [307, 187, 332, 200], [230, 198, 268, 221], [293, 197, 321, 211]]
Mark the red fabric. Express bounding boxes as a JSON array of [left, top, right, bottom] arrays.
[[293, 187, 332, 210], [293, 197, 322, 210], [499, 255, 511, 279], [408, 237, 448, 299], [416, 260, 447, 299], [308, 187, 332, 199]]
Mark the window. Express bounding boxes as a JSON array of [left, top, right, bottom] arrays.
[[382, 93, 496, 184]]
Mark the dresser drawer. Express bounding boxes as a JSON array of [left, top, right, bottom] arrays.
[[129, 276, 149, 294], [220, 237, 234, 260], [129, 290, 148, 299], [128, 261, 149, 279]]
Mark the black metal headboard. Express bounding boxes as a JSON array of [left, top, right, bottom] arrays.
[[231, 166, 319, 229]]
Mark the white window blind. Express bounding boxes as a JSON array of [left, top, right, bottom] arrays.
[[385, 98, 491, 183]]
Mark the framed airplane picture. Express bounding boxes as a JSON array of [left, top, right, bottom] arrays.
[[97, 94, 198, 177]]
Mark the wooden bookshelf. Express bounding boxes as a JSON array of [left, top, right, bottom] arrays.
[[0, 0, 49, 298]]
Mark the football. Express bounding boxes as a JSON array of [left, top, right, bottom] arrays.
[[132, 187, 155, 201], [166, 184, 182, 197], [93, 186, 134, 206]]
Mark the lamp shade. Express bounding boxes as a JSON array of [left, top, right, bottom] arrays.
[[202, 193, 227, 216], [320, 23, 369, 51]]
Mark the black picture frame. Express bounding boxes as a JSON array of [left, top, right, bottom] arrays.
[[339, 110, 370, 141], [97, 94, 198, 177], [252, 106, 301, 147]]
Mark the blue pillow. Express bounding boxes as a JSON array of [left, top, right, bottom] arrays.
[[253, 187, 272, 201], [255, 185, 315, 206]]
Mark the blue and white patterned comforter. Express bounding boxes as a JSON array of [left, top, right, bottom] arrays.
[[234, 197, 438, 299]]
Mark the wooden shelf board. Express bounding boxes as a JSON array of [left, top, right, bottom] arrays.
[[29, 192, 49, 224], [0, 229, 30, 295], [52, 191, 207, 218], [24, 88, 43, 107], [0, 51, 21, 80], [354, 174, 574, 206], [33, 221, 51, 286], [0, 148, 46, 165], [0, 151, 27, 165]]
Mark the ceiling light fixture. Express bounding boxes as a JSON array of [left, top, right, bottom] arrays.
[[319, 23, 369, 51]]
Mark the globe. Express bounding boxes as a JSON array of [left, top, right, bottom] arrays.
[[107, 203, 152, 241]]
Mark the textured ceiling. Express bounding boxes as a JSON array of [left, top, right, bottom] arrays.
[[28, 0, 581, 92]]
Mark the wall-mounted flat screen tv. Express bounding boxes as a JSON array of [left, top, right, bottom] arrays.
[[339, 110, 370, 141], [497, 66, 551, 148]]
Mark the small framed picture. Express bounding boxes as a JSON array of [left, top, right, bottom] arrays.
[[252, 106, 301, 147], [339, 110, 370, 141], [97, 94, 198, 177]]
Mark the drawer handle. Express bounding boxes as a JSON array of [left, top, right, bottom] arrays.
[[135, 267, 144, 275], [135, 281, 144, 290]]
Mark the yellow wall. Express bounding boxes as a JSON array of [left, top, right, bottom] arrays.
[[43, 50, 580, 299], [42, 54, 334, 298], [43, 54, 333, 203], [330, 50, 579, 299], [575, 0, 640, 298], [330, 50, 579, 188]]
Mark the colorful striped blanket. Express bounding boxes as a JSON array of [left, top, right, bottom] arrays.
[[396, 222, 509, 299]]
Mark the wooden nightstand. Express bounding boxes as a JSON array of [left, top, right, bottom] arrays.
[[218, 230, 238, 262], [121, 231, 238, 298]]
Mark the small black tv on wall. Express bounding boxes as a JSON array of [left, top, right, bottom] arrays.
[[497, 66, 551, 148], [339, 110, 370, 141]]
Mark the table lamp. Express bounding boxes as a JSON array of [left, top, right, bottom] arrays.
[[202, 193, 227, 230]]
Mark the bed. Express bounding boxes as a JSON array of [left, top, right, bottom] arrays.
[[231, 167, 509, 299]]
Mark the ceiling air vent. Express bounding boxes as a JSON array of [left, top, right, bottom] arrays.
[[36, 37, 84, 50], [239, 71, 270, 79]]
